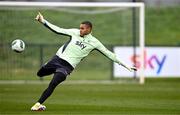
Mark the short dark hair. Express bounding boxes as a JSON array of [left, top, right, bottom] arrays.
[[81, 21, 92, 29]]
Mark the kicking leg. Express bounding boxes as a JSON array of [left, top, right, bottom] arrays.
[[31, 72, 66, 111], [38, 72, 66, 104]]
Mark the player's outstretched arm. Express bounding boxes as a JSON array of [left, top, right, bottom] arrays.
[[96, 40, 137, 72], [34, 12, 74, 36]]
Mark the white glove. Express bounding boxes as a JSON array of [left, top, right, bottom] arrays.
[[35, 12, 45, 23]]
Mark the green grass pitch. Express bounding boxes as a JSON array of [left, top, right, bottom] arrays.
[[1, 79, 180, 115]]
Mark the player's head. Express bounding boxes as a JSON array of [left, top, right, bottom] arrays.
[[80, 21, 92, 37]]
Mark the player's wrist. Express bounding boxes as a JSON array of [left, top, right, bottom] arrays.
[[41, 19, 46, 24], [118, 62, 132, 72]]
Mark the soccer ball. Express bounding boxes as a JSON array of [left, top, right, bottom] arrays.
[[11, 39, 25, 53]]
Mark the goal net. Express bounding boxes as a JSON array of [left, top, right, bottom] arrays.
[[0, 2, 145, 84]]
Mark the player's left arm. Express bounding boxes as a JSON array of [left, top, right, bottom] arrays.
[[35, 12, 75, 36], [96, 41, 137, 72]]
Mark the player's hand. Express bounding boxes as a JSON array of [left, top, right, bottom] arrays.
[[128, 66, 137, 72], [118, 62, 137, 72], [35, 12, 44, 23]]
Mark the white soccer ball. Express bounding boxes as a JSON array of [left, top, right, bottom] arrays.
[[11, 39, 25, 53]]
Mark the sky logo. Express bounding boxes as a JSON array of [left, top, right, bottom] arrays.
[[130, 50, 167, 74]]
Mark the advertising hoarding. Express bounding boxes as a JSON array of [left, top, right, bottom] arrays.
[[114, 47, 180, 77]]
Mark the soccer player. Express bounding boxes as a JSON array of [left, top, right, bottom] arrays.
[[31, 12, 137, 111]]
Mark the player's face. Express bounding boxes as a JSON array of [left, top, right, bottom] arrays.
[[80, 24, 91, 37]]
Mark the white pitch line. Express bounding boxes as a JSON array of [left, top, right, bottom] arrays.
[[0, 80, 137, 85]]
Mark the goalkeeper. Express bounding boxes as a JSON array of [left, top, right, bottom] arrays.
[[31, 12, 137, 111]]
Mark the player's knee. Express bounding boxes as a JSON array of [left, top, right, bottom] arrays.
[[37, 69, 43, 77], [53, 72, 67, 85], [49, 72, 67, 89], [56, 72, 67, 82], [37, 66, 55, 77]]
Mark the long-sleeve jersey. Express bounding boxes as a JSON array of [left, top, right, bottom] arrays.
[[42, 20, 127, 69]]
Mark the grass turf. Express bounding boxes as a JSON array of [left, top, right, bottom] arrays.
[[0, 79, 180, 114]]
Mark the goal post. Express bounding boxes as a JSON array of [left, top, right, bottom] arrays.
[[139, 3, 145, 84], [0, 2, 145, 84]]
